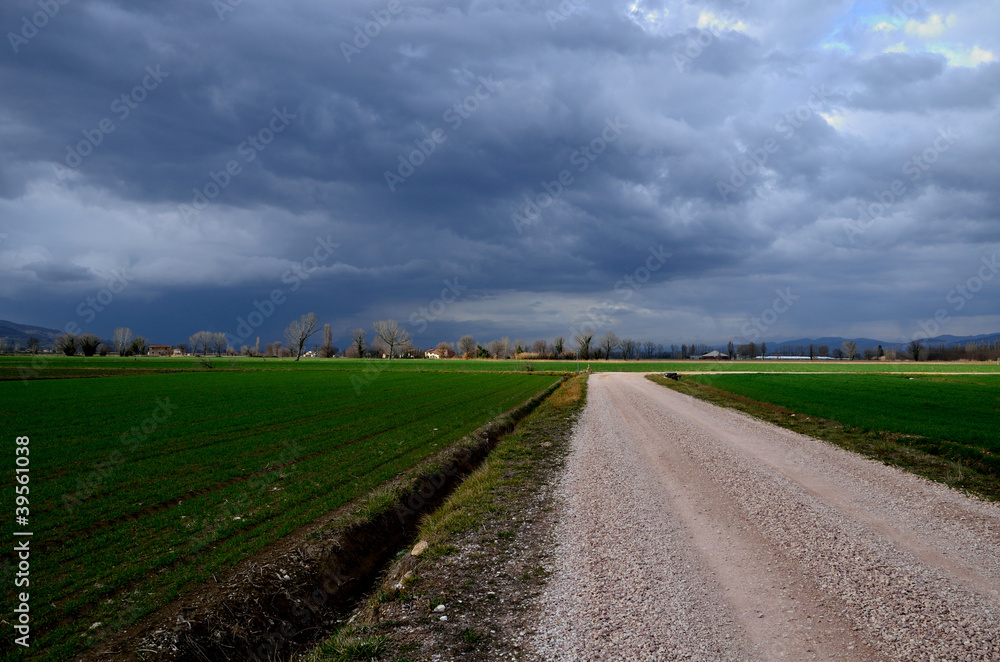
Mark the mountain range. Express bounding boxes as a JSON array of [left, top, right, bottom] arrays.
[[0, 319, 64, 348]]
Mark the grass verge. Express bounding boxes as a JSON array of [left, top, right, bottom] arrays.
[[647, 374, 1000, 502], [306, 374, 587, 661]]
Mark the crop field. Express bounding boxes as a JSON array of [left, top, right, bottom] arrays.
[[1, 369, 559, 660], [685, 373, 1000, 489], [3, 355, 1000, 382]]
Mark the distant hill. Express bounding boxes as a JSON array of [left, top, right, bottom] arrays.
[[773, 333, 1000, 353], [0, 320, 63, 348]]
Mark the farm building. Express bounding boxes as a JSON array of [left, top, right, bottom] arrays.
[[700, 350, 730, 360], [425, 348, 456, 359], [148, 345, 173, 357]]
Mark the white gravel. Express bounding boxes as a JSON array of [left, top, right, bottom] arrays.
[[531, 373, 1000, 661]]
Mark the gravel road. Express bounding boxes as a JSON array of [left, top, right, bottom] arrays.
[[532, 373, 1000, 661]]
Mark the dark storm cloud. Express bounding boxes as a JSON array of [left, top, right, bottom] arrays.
[[0, 0, 998, 346]]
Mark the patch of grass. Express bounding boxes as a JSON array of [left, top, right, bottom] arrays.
[[309, 625, 388, 662], [417, 375, 586, 545], [647, 374, 1000, 502], [461, 627, 482, 644]]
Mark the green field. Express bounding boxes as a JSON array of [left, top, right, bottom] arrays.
[[683, 373, 1000, 494], [687, 374, 999, 451], [1, 369, 558, 660], [3, 355, 1000, 382]]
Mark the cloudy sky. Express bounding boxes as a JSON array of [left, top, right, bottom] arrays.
[[1, 0, 998, 349]]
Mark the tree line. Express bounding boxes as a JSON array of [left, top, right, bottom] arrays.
[[6, 317, 1000, 363]]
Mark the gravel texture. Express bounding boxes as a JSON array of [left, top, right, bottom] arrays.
[[532, 373, 1000, 661]]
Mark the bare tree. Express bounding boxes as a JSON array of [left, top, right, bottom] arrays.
[[26, 336, 40, 354], [761, 341, 767, 359], [574, 331, 594, 360], [642, 341, 657, 359], [552, 336, 565, 358], [486, 339, 505, 359], [285, 312, 320, 361], [908, 339, 923, 362], [532, 339, 548, 356], [620, 338, 638, 360], [372, 319, 411, 360], [809, 343, 815, 360], [79, 333, 101, 357], [55, 333, 79, 356], [350, 328, 367, 358], [842, 341, 858, 361], [318, 323, 337, 358], [0, 337, 7, 355], [863, 348, 876, 361], [727, 341, 735, 361], [189, 331, 209, 355], [112, 327, 133, 356], [817, 345, 829, 358], [458, 334, 476, 358], [211, 332, 228, 356]]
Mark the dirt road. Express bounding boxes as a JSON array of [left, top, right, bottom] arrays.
[[532, 373, 1000, 661]]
